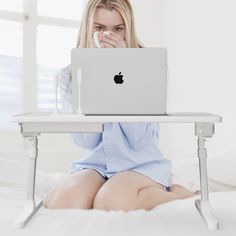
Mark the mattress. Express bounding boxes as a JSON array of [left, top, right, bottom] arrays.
[[0, 186, 235, 236], [0, 150, 236, 236]]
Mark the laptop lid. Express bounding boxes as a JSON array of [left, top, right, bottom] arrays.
[[71, 48, 167, 115]]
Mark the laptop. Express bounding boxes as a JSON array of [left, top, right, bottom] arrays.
[[71, 48, 167, 115]]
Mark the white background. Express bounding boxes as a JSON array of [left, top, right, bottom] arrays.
[[0, 0, 236, 173], [133, 0, 236, 166]]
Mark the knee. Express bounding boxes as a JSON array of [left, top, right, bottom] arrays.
[[93, 188, 137, 212], [92, 189, 108, 210], [43, 185, 92, 209]]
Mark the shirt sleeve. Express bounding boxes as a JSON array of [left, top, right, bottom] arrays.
[[119, 122, 160, 150], [58, 65, 102, 150]]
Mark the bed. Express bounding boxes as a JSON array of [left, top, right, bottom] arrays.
[[0, 150, 236, 236]]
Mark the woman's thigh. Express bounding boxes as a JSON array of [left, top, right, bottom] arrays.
[[93, 170, 167, 211], [43, 169, 107, 209]]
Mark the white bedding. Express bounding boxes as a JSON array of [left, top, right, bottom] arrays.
[[0, 186, 235, 236], [1, 151, 236, 236]]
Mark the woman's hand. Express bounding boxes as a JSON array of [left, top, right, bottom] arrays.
[[101, 31, 127, 48], [90, 31, 126, 48], [90, 31, 103, 48]]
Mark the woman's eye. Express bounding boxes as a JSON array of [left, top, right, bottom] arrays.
[[115, 27, 123, 32], [95, 26, 104, 31]]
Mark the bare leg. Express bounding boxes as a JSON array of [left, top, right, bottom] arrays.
[[93, 171, 198, 212], [169, 184, 199, 198], [136, 184, 198, 211], [43, 169, 106, 209]]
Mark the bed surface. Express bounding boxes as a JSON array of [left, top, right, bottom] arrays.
[[1, 150, 236, 236], [0, 186, 235, 236]]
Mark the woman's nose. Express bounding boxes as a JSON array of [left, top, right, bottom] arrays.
[[106, 28, 115, 33]]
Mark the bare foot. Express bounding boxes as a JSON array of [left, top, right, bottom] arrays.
[[169, 184, 198, 199]]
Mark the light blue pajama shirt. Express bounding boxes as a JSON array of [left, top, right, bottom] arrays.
[[58, 65, 172, 188]]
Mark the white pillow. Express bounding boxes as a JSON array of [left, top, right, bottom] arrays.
[[207, 156, 236, 188], [0, 158, 66, 198], [171, 158, 200, 192], [0, 158, 27, 191], [171, 152, 236, 192]]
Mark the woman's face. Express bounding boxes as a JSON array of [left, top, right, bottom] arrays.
[[93, 7, 125, 38], [91, 7, 127, 48]]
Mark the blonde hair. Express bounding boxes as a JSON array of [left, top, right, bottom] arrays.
[[77, 0, 144, 48]]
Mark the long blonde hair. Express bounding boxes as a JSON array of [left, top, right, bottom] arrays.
[[77, 0, 144, 48]]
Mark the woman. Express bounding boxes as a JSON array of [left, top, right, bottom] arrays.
[[43, 0, 198, 211]]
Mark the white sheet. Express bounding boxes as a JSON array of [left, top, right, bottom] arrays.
[[1, 152, 236, 236], [0, 186, 235, 236]]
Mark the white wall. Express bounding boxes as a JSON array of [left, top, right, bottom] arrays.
[[133, 0, 236, 161], [131, 0, 166, 47], [1, 0, 236, 172]]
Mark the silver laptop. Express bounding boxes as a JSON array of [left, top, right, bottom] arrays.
[[71, 48, 167, 115]]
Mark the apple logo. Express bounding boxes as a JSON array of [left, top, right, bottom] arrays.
[[114, 72, 124, 84]]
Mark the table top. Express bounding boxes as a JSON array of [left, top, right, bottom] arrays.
[[11, 112, 222, 123]]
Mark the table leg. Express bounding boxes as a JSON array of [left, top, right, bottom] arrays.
[[14, 133, 43, 228], [194, 122, 219, 230]]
